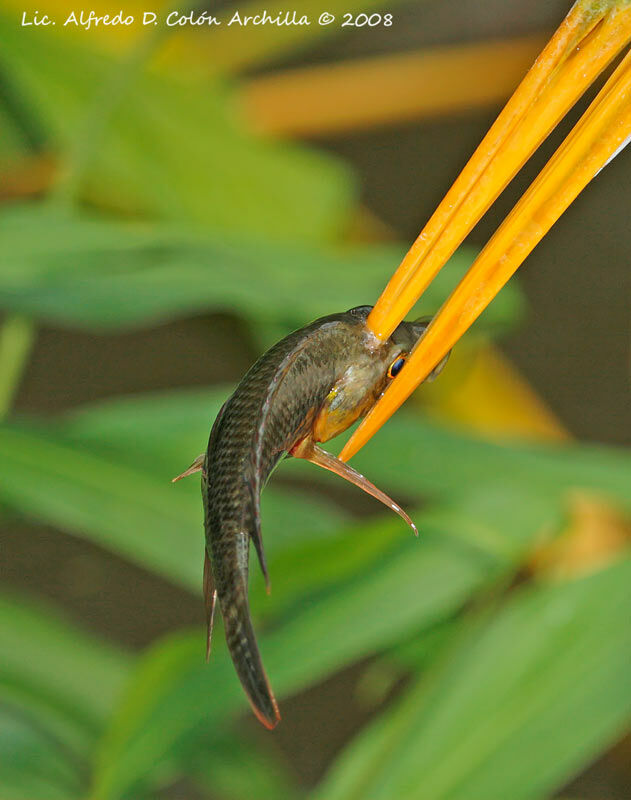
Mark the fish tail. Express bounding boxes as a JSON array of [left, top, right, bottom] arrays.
[[222, 587, 280, 729]]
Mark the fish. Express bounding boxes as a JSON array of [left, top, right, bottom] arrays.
[[173, 305, 448, 728]]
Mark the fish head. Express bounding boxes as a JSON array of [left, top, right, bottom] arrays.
[[312, 308, 448, 444]]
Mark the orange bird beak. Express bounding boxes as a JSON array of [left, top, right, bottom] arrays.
[[341, 0, 631, 462]]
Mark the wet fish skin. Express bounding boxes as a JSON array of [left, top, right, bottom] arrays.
[[202, 306, 429, 728]]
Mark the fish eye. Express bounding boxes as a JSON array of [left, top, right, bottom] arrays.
[[387, 355, 406, 379]]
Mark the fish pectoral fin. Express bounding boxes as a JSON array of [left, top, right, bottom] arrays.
[[203, 550, 217, 662], [291, 437, 418, 536], [172, 453, 205, 483]]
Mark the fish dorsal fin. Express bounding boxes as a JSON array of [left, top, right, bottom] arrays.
[[172, 453, 205, 483]]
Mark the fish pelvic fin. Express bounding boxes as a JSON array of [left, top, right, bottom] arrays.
[[244, 481, 271, 594], [172, 453, 205, 483], [203, 549, 217, 662], [291, 437, 418, 536]]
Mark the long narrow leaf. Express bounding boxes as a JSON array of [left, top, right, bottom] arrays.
[[0, 422, 347, 589], [0, 710, 81, 800], [314, 558, 631, 800], [0, 17, 351, 241], [0, 206, 509, 333], [88, 473, 557, 798], [66, 386, 631, 514], [0, 592, 130, 773], [90, 518, 498, 800]]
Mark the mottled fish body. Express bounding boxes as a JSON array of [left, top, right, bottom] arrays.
[[182, 306, 445, 727]]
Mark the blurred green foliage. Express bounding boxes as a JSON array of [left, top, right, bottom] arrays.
[[0, 9, 630, 800]]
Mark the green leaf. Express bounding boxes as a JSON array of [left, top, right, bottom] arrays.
[[4, 383, 623, 596], [62, 388, 226, 472], [0, 709, 81, 800], [314, 558, 631, 800], [89, 495, 532, 800], [0, 18, 352, 242], [0, 593, 130, 758], [67, 385, 631, 517], [4, 388, 629, 799], [0, 206, 521, 333], [186, 729, 301, 800], [0, 423, 205, 588], [0, 418, 347, 589], [345, 415, 631, 513], [0, 102, 30, 163], [95, 481, 557, 800]]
